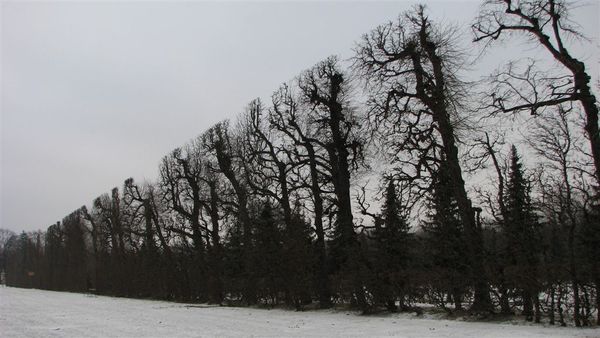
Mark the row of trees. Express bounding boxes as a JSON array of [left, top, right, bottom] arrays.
[[2, 1, 598, 326]]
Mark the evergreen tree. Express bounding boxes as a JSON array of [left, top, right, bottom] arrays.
[[62, 212, 87, 292], [282, 202, 315, 310], [222, 221, 245, 303], [580, 187, 600, 325], [372, 180, 410, 311], [253, 202, 285, 304], [504, 145, 540, 321], [422, 161, 469, 312]]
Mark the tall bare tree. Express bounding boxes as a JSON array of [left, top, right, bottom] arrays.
[[203, 120, 256, 305], [473, 0, 600, 187], [298, 56, 369, 309], [354, 6, 493, 311], [270, 83, 333, 308]]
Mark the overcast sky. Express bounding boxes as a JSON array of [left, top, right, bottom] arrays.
[[1, 1, 598, 233]]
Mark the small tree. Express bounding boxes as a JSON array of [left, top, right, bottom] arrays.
[[253, 201, 285, 305], [372, 180, 411, 311], [422, 161, 470, 312], [504, 146, 540, 321]]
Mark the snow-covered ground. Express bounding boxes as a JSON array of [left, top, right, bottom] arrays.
[[0, 287, 598, 337]]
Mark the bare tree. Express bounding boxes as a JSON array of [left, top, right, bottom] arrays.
[[298, 56, 370, 310], [473, 0, 600, 187], [158, 143, 214, 301], [470, 132, 514, 314], [354, 6, 493, 311], [159, 146, 208, 256], [91, 188, 129, 295], [528, 106, 585, 325], [243, 98, 316, 308], [270, 83, 334, 308], [243, 99, 296, 229], [203, 120, 257, 305]]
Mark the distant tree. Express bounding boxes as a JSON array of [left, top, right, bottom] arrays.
[[61, 210, 88, 292], [158, 145, 210, 301], [243, 99, 295, 230], [5, 3, 598, 325], [159, 147, 207, 255], [5, 232, 35, 288], [123, 178, 161, 297], [0, 228, 16, 277], [92, 188, 128, 295], [203, 121, 257, 305], [44, 223, 65, 290]]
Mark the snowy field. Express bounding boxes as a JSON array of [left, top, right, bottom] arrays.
[[1, 287, 598, 338]]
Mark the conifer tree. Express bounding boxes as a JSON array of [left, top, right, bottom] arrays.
[[423, 161, 469, 312], [253, 202, 285, 304], [283, 202, 315, 310], [222, 220, 245, 302], [580, 187, 600, 325], [373, 180, 410, 311], [504, 146, 540, 321]]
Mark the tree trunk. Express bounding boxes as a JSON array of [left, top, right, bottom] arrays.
[[323, 72, 367, 311], [534, 292, 541, 323], [571, 66, 600, 187], [216, 149, 256, 305], [207, 181, 223, 304], [549, 286, 555, 325], [596, 279, 600, 325], [307, 146, 332, 308], [569, 222, 581, 327], [523, 289, 533, 321], [418, 26, 492, 312]]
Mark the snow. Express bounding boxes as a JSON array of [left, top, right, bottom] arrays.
[[0, 287, 598, 337]]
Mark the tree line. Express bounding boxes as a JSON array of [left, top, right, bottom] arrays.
[[2, 1, 599, 326]]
